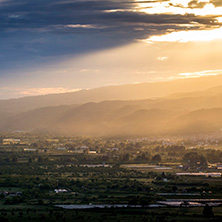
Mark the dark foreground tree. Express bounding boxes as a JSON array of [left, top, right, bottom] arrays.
[[151, 154, 161, 163], [203, 204, 214, 217]]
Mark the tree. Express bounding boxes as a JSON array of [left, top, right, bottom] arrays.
[[0, 217, 9, 222], [203, 204, 214, 217], [37, 156, 43, 163], [139, 198, 150, 207], [12, 157, 18, 163], [151, 154, 161, 163], [182, 152, 208, 168], [128, 197, 138, 206], [199, 155, 208, 168], [135, 152, 150, 162], [121, 153, 130, 162]]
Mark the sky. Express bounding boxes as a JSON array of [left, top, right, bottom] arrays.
[[0, 0, 222, 99]]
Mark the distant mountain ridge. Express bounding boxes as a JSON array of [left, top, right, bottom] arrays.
[[168, 108, 222, 134], [2, 90, 222, 136], [2, 74, 222, 114], [2, 75, 222, 137]]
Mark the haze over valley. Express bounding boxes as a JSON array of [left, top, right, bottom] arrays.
[[1, 75, 222, 137], [2, 1, 222, 220]]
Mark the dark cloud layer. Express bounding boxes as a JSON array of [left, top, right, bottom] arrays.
[[0, 0, 219, 75]]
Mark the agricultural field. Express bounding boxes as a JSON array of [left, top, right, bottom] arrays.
[[1, 134, 222, 221]]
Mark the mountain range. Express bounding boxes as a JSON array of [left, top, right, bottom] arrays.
[[1, 75, 222, 137]]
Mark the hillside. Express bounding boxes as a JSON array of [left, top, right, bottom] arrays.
[[0, 102, 179, 137], [2, 75, 222, 137], [2, 75, 222, 114], [168, 108, 222, 134], [2, 89, 222, 136]]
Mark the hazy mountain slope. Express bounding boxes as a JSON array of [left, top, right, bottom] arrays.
[[2, 100, 222, 137], [0, 101, 135, 132], [1, 75, 222, 114], [2, 80, 222, 136], [146, 94, 222, 111], [0, 101, 179, 136], [168, 108, 222, 134], [116, 109, 178, 136], [1, 105, 77, 131], [0, 112, 11, 125], [167, 85, 222, 99]]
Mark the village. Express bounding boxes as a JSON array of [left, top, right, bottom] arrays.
[[0, 133, 222, 221]]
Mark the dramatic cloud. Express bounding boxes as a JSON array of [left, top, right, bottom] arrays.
[[138, 0, 222, 15], [1, 0, 222, 98], [145, 27, 222, 43], [0, 0, 219, 73]]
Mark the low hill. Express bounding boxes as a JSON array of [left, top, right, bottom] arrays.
[[0, 101, 180, 136], [168, 108, 222, 134], [2, 75, 222, 137], [2, 74, 222, 114], [2, 95, 222, 137]]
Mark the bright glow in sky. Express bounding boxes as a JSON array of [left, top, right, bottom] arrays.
[[180, 69, 222, 78], [145, 27, 222, 43], [1, 0, 222, 98], [137, 0, 222, 16], [0, 87, 81, 98], [217, 17, 222, 22]]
